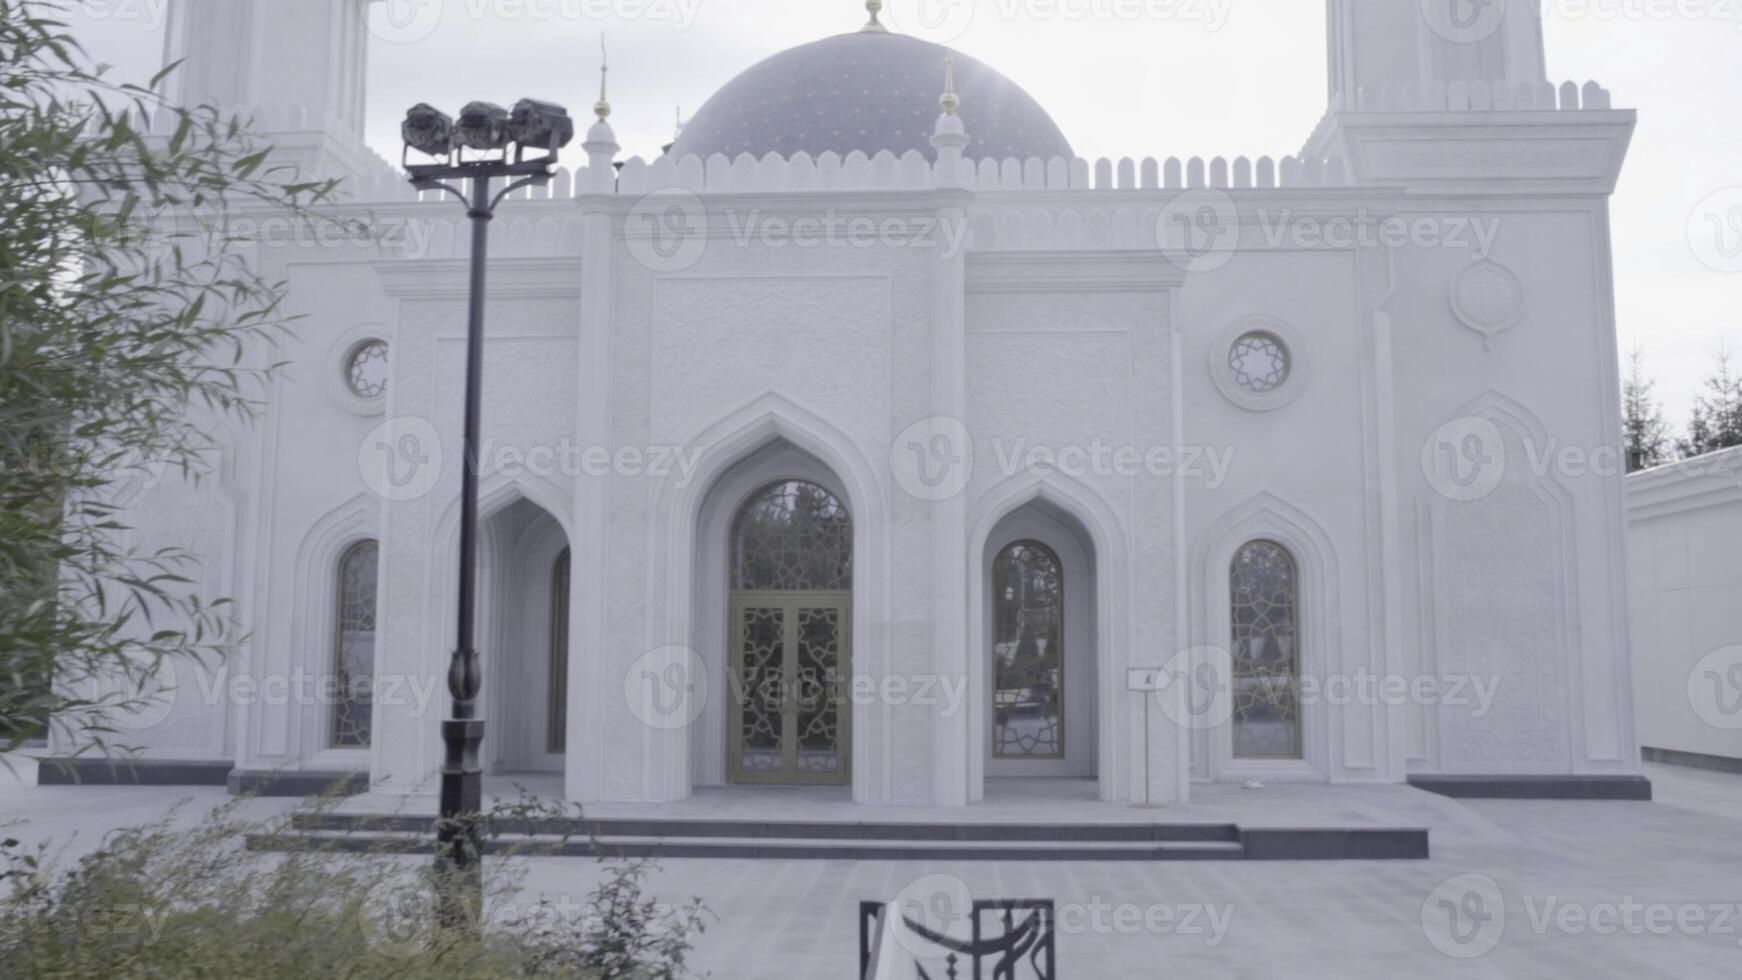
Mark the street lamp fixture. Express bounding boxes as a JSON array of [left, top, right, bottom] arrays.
[[399, 95, 572, 932]]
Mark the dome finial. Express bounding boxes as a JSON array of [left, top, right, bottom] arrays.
[[594, 35, 611, 121], [861, 0, 888, 33], [939, 56, 959, 116]]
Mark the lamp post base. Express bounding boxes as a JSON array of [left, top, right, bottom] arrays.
[[435, 716, 485, 930]]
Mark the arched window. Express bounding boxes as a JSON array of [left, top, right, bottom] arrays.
[[731, 480, 852, 592], [332, 540, 379, 748], [1230, 540, 1300, 760], [991, 541, 1064, 760], [548, 548, 571, 755]]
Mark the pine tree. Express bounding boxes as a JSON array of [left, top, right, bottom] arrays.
[[1621, 346, 1670, 471], [1678, 345, 1742, 459]]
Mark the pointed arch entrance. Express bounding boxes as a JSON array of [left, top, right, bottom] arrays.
[[726, 479, 853, 784]]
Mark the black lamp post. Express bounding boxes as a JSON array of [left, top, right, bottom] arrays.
[[400, 96, 574, 929]]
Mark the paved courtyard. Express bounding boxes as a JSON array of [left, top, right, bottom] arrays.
[[4, 758, 1739, 978]]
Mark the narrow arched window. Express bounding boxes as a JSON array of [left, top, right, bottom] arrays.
[[548, 547, 571, 755], [1230, 540, 1300, 760], [332, 540, 379, 748], [992, 541, 1064, 760]]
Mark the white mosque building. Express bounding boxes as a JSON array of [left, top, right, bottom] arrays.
[[48, 0, 1652, 808]]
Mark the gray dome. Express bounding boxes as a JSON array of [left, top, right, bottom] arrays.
[[669, 31, 1073, 162]]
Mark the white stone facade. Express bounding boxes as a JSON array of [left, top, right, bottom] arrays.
[[65, 0, 1646, 807]]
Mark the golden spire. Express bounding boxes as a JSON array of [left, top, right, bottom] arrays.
[[594, 35, 611, 121], [940, 56, 959, 115], [861, 0, 888, 33]]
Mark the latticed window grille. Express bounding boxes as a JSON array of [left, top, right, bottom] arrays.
[[548, 548, 570, 754], [1228, 331, 1291, 394], [345, 340, 389, 399], [1230, 539, 1301, 760], [332, 540, 379, 748], [992, 541, 1064, 760], [731, 480, 852, 592]]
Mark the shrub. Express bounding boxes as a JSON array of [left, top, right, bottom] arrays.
[[0, 797, 711, 979]]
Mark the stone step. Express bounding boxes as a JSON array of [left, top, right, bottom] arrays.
[[288, 811, 1245, 844], [248, 830, 1250, 861], [250, 825, 1428, 860]]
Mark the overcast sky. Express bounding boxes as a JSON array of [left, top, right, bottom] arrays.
[[64, 0, 1742, 434]]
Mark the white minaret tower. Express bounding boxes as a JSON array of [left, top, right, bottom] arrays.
[[158, 0, 384, 179], [1325, 0, 1547, 108]]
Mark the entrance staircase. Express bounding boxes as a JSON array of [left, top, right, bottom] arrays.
[[249, 811, 1426, 861]]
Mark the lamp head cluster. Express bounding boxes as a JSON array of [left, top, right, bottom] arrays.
[[401, 98, 575, 168]]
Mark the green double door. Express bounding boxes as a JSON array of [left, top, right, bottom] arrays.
[[727, 592, 851, 784]]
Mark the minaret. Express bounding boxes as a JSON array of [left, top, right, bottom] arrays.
[[158, 0, 381, 177], [929, 57, 968, 185], [583, 38, 619, 193], [1325, 0, 1546, 107]]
